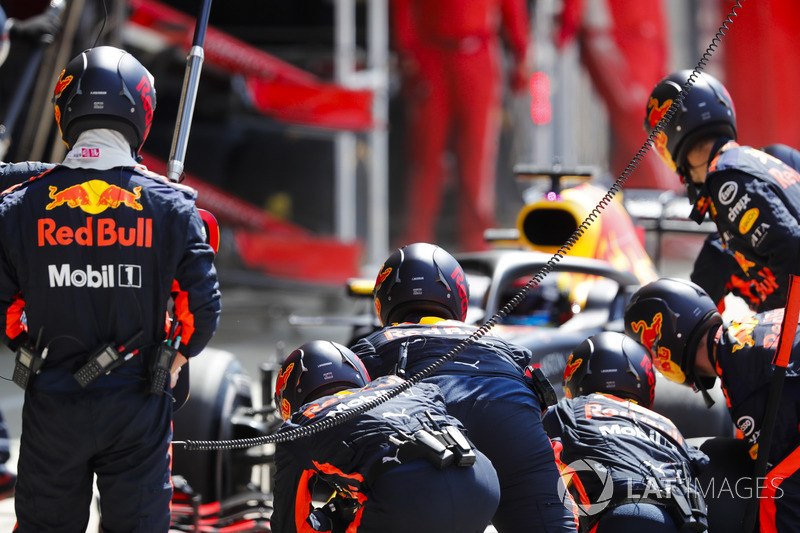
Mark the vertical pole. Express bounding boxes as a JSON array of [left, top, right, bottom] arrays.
[[167, 0, 213, 182], [334, 0, 358, 241], [366, 0, 390, 266]]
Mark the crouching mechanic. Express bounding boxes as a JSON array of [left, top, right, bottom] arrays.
[[271, 340, 500, 533], [351, 242, 577, 532], [543, 331, 709, 532], [624, 278, 800, 532], [0, 46, 221, 531]]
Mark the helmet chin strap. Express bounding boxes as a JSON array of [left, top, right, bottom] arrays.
[[687, 318, 722, 408], [692, 376, 716, 409]]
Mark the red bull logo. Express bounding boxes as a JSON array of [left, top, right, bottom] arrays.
[[275, 363, 295, 420], [47, 180, 143, 213], [563, 354, 583, 388], [728, 318, 756, 353], [694, 195, 711, 218], [733, 251, 755, 276], [449, 266, 468, 320], [38, 217, 152, 248], [638, 353, 656, 407], [46, 185, 90, 209], [629, 313, 686, 384], [136, 74, 155, 144], [53, 69, 73, 99], [646, 97, 676, 171], [375, 266, 392, 287]]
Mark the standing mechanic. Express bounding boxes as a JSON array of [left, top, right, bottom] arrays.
[[0, 46, 221, 531], [351, 242, 577, 532], [644, 70, 800, 312], [624, 277, 800, 532], [555, 0, 674, 191], [543, 331, 708, 532], [393, 0, 530, 252], [271, 340, 501, 533]]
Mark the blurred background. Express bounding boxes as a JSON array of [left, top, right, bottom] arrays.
[[2, 0, 798, 286]]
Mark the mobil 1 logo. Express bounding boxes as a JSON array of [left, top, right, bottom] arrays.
[[48, 263, 142, 288]]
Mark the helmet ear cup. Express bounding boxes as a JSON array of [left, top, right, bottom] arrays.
[[53, 46, 156, 151]]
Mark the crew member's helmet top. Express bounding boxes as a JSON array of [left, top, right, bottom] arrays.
[[274, 340, 370, 420], [373, 242, 469, 326], [53, 46, 156, 151]]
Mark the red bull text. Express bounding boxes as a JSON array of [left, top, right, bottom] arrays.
[[38, 217, 152, 248]]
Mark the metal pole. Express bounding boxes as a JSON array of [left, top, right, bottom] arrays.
[[333, 0, 358, 241], [366, 0, 390, 266], [166, 0, 213, 182]]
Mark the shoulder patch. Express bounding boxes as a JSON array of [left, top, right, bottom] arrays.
[[717, 181, 738, 205]]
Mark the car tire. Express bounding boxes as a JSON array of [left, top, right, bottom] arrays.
[[172, 347, 253, 504]]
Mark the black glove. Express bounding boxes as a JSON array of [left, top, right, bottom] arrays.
[[8, 10, 62, 45]]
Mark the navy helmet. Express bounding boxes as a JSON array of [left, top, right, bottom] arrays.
[[275, 340, 370, 420], [644, 70, 736, 178], [53, 46, 156, 152], [373, 243, 469, 326], [563, 331, 657, 408]]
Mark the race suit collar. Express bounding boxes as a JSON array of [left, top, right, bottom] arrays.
[[61, 129, 138, 170], [688, 138, 737, 224]]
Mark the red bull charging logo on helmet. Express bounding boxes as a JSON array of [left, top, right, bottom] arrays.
[[629, 313, 686, 384], [275, 363, 295, 420], [375, 266, 392, 288], [53, 69, 73, 136], [53, 69, 73, 99], [646, 97, 676, 171], [562, 355, 583, 399]]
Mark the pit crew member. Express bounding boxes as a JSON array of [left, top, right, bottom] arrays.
[[271, 340, 500, 533]]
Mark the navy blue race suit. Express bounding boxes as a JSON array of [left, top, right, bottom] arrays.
[[710, 309, 800, 531], [543, 393, 708, 532], [351, 318, 577, 532], [0, 161, 55, 191], [0, 162, 221, 532], [689, 142, 800, 312], [0, 161, 53, 472], [271, 375, 500, 533]]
